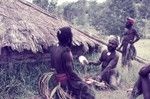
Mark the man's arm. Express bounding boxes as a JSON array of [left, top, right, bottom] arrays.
[[50, 46, 55, 68], [89, 60, 101, 66], [118, 33, 125, 50], [62, 49, 81, 81], [118, 43, 123, 50], [132, 30, 140, 44], [100, 55, 119, 76], [89, 51, 105, 66]]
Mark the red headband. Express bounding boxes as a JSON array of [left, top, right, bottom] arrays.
[[127, 17, 135, 24]]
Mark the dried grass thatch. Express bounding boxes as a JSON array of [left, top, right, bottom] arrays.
[[0, 0, 100, 54]]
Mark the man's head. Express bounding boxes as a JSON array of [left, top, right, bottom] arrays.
[[107, 36, 119, 52], [57, 27, 73, 47], [125, 17, 135, 29]]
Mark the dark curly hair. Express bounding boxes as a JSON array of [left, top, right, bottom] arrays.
[[57, 27, 73, 47]]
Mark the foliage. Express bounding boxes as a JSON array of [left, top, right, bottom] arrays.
[[33, 0, 58, 13], [32, 0, 150, 37], [63, 0, 88, 25], [33, 0, 49, 9]]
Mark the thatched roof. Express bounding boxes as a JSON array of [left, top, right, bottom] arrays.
[[0, 0, 100, 53]]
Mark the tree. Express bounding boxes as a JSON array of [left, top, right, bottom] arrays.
[[33, 0, 49, 10], [87, 0, 137, 35], [48, 0, 58, 13], [63, 0, 87, 25], [33, 0, 58, 13]]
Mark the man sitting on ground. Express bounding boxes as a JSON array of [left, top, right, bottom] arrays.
[[89, 36, 120, 89]]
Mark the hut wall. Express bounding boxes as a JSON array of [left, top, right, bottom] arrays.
[[0, 46, 52, 92]]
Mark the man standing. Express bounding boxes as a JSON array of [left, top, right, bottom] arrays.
[[50, 27, 95, 99], [130, 64, 150, 99], [89, 36, 119, 88], [118, 17, 140, 68]]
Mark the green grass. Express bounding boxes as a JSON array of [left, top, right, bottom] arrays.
[[135, 39, 150, 60]]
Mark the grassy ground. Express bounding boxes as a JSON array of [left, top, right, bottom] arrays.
[[135, 39, 150, 60]]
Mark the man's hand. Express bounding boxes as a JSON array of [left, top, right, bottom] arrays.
[[117, 45, 123, 52], [89, 60, 101, 66], [88, 62, 94, 65], [130, 40, 134, 45], [117, 47, 121, 51]]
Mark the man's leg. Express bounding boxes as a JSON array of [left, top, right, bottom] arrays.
[[69, 80, 95, 99], [130, 45, 136, 60], [101, 70, 111, 84], [122, 44, 128, 67], [100, 69, 118, 90], [109, 70, 120, 90]]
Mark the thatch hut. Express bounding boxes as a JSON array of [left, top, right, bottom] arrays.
[[0, 0, 101, 65], [0, 0, 102, 97]]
